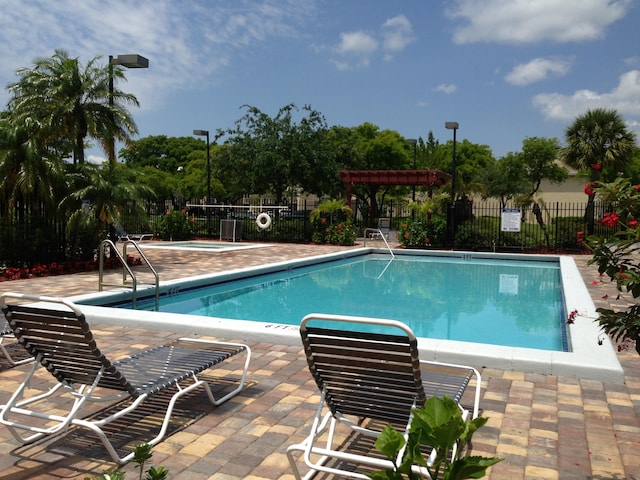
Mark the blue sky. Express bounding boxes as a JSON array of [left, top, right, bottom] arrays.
[[1, 0, 638, 163]]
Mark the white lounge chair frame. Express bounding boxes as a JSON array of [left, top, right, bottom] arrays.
[[1, 318, 33, 366], [0, 292, 251, 464], [287, 313, 481, 479]]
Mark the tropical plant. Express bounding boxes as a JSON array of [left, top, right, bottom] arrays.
[[7, 49, 140, 164], [61, 162, 154, 256], [310, 199, 357, 245], [563, 108, 636, 233], [370, 395, 502, 480], [586, 177, 640, 354], [86, 443, 168, 480], [156, 209, 195, 241]]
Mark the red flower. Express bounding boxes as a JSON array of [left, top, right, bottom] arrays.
[[425, 238, 431, 244], [577, 231, 584, 243], [601, 212, 619, 227], [166, 210, 171, 215], [629, 219, 638, 229], [583, 182, 595, 196], [181, 208, 186, 214], [325, 228, 330, 233], [591, 163, 601, 170], [635, 184, 640, 192], [404, 233, 410, 239], [321, 218, 326, 223]]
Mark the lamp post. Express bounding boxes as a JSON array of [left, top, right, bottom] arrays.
[[193, 130, 211, 205], [108, 54, 149, 163], [445, 122, 459, 246], [405, 138, 417, 202]]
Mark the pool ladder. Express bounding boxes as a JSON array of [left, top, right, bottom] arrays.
[[363, 228, 395, 259], [98, 239, 159, 310]]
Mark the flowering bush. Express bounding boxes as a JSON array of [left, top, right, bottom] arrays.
[[156, 209, 194, 241], [398, 217, 446, 249], [586, 177, 640, 355], [311, 219, 357, 246], [0, 256, 142, 282]]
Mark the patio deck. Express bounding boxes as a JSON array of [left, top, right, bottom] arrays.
[[0, 242, 639, 479]]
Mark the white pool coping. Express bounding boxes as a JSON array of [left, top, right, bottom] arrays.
[[70, 248, 625, 383]]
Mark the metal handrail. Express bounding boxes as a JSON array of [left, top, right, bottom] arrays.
[[99, 239, 159, 310], [363, 228, 395, 259]]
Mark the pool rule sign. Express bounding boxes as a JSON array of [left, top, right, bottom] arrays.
[[501, 209, 521, 232]]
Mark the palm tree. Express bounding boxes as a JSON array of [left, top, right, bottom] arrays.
[[0, 114, 65, 215], [63, 162, 155, 241], [7, 49, 140, 165], [563, 108, 636, 233]]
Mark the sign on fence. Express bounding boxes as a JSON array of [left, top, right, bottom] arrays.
[[501, 209, 521, 232]]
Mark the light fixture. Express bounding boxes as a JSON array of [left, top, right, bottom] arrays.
[[108, 54, 149, 163]]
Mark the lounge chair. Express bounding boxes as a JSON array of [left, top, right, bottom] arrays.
[[115, 224, 153, 242], [0, 317, 33, 366], [0, 292, 251, 464], [286, 313, 481, 479], [369, 217, 390, 240]]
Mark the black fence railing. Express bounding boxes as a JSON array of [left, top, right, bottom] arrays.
[[0, 199, 614, 268]]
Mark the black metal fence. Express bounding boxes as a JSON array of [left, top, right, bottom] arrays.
[[0, 199, 612, 268]]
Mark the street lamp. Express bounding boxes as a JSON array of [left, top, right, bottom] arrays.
[[108, 54, 149, 163], [193, 130, 211, 205], [405, 138, 417, 202], [445, 122, 459, 246]]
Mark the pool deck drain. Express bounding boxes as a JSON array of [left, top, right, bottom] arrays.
[[0, 242, 639, 479]]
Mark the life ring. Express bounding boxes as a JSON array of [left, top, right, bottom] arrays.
[[256, 213, 272, 230]]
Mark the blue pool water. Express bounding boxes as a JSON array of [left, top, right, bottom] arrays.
[[119, 254, 567, 351]]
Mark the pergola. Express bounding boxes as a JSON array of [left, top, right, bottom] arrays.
[[339, 169, 451, 225]]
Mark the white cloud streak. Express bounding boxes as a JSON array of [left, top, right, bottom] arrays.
[[434, 84, 458, 94], [447, 0, 632, 44], [505, 57, 572, 86], [0, 0, 317, 110], [532, 69, 640, 119]]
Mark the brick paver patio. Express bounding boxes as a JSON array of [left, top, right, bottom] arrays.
[[0, 243, 639, 479]]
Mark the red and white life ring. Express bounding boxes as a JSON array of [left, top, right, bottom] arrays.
[[256, 213, 272, 230]]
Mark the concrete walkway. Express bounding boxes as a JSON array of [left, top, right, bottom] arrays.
[[0, 243, 639, 479]]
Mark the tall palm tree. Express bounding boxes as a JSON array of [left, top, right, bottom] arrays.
[[563, 108, 636, 233], [0, 114, 65, 215], [7, 49, 140, 164]]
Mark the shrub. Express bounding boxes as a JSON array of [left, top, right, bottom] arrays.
[[398, 216, 446, 249], [156, 209, 194, 241]]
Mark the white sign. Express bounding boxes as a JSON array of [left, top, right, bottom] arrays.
[[499, 274, 519, 295], [501, 209, 521, 232]]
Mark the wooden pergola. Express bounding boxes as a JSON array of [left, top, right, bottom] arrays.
[[339, 170, 451, 225]]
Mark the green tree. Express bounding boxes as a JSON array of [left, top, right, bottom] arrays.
[[222, 104, 336, 203], [563, 108, 636, 233], [436, 139, 495, 200], [7, 49, 140, 165], [0, 114, 65, 214], [521, 136, 567, 198], [330, 122, 412, 221], [62, 162, 154, 254], [481, 152, 528, 209]]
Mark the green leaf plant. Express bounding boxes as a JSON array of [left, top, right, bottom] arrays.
[[85, 443, 168, 480], [369, 396, 502, 480]]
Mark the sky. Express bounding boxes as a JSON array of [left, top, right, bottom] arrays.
[[0, 0, 639, 163]]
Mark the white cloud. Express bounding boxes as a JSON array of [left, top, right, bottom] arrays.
[[505, 57, 572, 86], [336, 31, 379, 55], [532, 69, 640, 119], [330, 14, 415, 69], [434, 84, 458, 94], [446, 0, 632, 44], [381, 15, 415, 52], [0, 0, 316, 109]]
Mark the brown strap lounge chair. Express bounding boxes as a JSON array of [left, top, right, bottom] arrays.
[[286, 313, 481, 479], [0, 292, 251, 464]]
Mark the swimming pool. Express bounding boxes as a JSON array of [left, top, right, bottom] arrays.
[[116, 254, 566, 351], [71, 248, 624, 382]]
